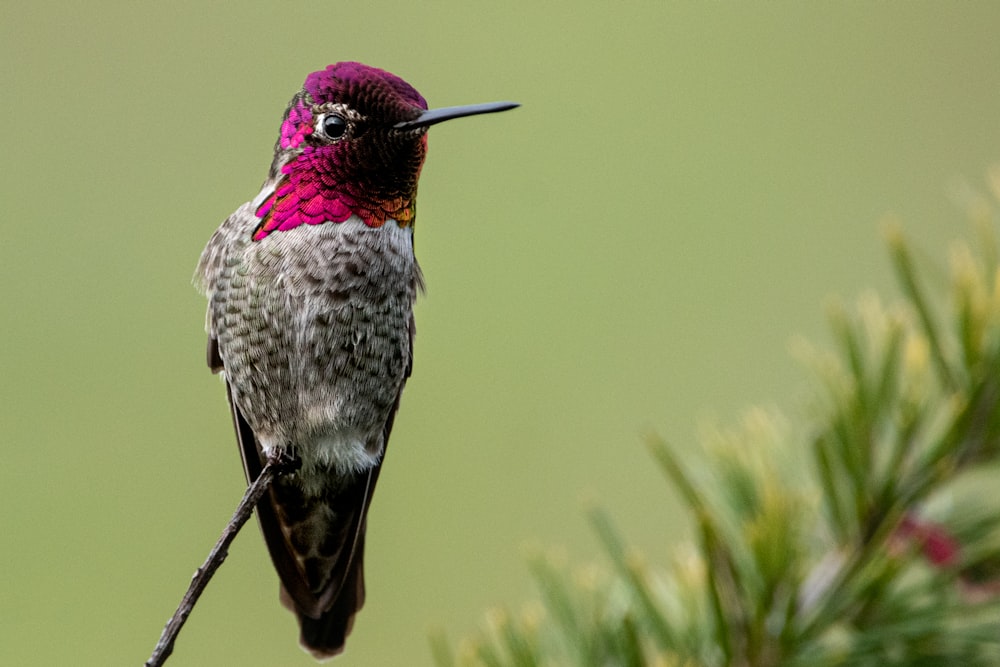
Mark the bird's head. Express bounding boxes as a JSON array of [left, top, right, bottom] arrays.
[[253, 62, 517, 241]]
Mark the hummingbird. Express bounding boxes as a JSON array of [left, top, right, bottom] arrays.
[[195, 62, 517, 659]]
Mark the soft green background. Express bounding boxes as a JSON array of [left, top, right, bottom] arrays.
[[2, 2, 999, 665]]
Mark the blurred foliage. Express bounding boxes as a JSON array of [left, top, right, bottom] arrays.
[[434, 174, 1000, 666]]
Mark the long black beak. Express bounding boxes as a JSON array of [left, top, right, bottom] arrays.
[[394, 101, 520, 130]]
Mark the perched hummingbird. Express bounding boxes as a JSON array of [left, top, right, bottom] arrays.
[[195, 62, 517, 659]]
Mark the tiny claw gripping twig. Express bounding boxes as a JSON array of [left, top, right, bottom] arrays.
[[145, 456, 293, 667], [269, 449, 301, 475]]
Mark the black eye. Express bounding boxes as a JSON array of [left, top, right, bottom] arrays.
[[322, 114, 348, 140]]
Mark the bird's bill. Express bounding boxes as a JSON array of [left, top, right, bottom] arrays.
[[394, 101, 520, 129]]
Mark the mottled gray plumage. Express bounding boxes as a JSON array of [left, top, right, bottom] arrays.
[[197, 204, 419, 482]]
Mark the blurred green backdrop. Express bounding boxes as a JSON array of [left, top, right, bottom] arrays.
[[2, 2, 1000, 665]]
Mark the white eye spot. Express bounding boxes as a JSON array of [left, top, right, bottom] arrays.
[[311, 103, 363, 143]]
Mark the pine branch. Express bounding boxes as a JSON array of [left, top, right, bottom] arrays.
[[438, 172, 1000, 666], [145, 453, 295, 667]]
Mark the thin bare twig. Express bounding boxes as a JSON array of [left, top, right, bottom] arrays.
[[145, 454, 292, 667]]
